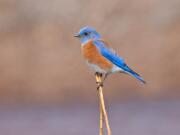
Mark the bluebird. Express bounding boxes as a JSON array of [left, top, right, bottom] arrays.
[[74, 26, 146, 86]]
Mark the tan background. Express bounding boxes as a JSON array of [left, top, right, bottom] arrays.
[[0, 0, 180, 104]]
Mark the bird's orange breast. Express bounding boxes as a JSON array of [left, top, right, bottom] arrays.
[[81, 40, 113, 70]]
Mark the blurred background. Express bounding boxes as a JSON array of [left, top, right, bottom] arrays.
[[0, 0, 180, 135]]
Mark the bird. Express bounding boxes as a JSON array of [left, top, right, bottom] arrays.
[[74, 26, 146, 87]]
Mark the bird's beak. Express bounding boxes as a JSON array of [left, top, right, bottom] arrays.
[[74, 33, 80, 38]]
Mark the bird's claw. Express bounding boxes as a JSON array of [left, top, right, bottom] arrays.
[[95, 72, 103, 77], [96, 82, 103, 90]]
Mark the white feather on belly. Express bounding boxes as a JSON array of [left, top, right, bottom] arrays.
[[86, 61, 107, 74], [86, 61, 124, 74]]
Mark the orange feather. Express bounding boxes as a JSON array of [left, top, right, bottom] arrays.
[[81, 40, 113, 70]]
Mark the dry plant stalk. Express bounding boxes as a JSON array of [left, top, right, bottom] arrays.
[[99, 103, 103, 135], [95, 74, 112, 135]]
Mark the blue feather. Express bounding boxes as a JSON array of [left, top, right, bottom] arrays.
[[93, 40, 146, 84]]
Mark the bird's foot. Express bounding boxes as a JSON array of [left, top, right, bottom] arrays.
[[95, 72, 103, 77], [96, 82, 103, 90], [95, 72, 103, 90]]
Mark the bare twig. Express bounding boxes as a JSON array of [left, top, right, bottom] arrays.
[[95, 73, 112, 135], [95, 74, 104, 135], [99, 102, 103, 135]]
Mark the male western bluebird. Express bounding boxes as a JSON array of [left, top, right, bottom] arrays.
[[74, 26, 145, 86]]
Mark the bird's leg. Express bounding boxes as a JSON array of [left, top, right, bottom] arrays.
[[101, 73, 109, 84], [96, 73, 109, 89], [95, 72, 103, 90]]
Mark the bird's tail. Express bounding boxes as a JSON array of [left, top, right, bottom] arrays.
[[124, 66, 146, 84], [129, 71, 146, 84]]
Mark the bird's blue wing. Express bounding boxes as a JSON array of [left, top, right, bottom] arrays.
[[93, 40, 146, 83]]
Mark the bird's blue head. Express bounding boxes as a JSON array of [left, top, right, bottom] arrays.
[[74, 26, 101, 44]]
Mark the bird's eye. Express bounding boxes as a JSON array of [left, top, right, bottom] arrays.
[[84, 32, 89, 36]]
